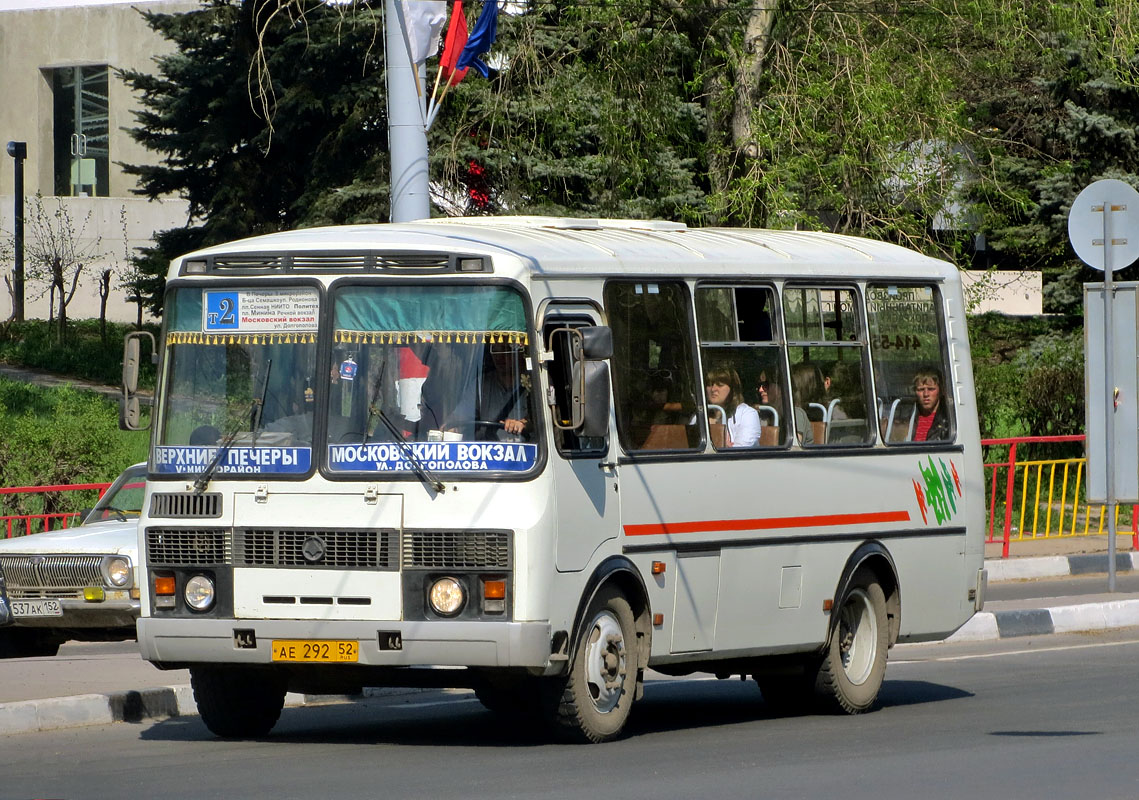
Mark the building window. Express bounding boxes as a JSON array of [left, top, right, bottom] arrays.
[[52, 65, 109, 197]]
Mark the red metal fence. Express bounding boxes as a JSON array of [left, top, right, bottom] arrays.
[[0, 482, 112, 539]]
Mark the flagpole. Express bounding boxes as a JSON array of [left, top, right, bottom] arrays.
[[391, 0, 425, 99], [385, 0, 430, 221], [426, 76, 456, 129]]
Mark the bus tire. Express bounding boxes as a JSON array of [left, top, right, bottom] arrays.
[[191, 666, 286, 738], [551, 586, 638, 743], [815, 571, 888, 714]]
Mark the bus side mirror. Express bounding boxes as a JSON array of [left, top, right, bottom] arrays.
[[121, 331, 155, 431], [571, 326, 611, 437], [579, 326, 612, 359], [576, 360, 610, 438]]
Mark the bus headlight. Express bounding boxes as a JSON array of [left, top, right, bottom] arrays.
[[184, 575, 216, 611], [428, 577, 465, 616], [103, 556, 132, 588]]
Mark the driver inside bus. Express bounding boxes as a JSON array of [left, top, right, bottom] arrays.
[[477, 343, 530, 440], [417, 342, 530, 441]]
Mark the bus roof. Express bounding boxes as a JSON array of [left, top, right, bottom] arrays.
[[170, 217, 959, 283]]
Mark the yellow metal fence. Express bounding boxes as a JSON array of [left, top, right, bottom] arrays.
[[984, 436, 1138, 558]]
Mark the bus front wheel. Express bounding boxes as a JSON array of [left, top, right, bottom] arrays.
[[815, 571, 888, 714], [551, 586, 638, 743], [191, 666, 287, 738]]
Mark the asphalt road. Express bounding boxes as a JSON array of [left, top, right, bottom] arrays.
[[3, 629, 1139, 799]]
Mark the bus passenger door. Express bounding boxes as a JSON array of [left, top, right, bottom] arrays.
[[543, 307, 619, 572]]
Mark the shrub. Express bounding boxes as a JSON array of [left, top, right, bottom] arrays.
[[0, 380, 149, 517]]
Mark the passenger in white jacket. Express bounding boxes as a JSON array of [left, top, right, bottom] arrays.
[[704, 365, 761, 447]]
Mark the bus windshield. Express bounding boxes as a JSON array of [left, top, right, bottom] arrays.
[[154, 286, 320, 476], [326, 284, 539, 475]]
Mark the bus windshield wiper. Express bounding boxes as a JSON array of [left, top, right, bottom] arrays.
[[250, 359, 272, 448], [194, 361, 272, 495], [361, 366, 445, 494], [193, 426, 239, 495]]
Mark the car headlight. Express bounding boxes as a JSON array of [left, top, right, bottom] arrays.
[[184, 575, 215, 611], [428, 577, 465, 616], [103, 556, 132, 588]]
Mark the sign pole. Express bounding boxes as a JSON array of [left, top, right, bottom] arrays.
[[1103, 202, 1117, 592], [1069, 178, 1139, 593]]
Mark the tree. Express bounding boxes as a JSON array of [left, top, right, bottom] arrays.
[[959, 2, 1139, 312], [24, 194, 104, 341], [121, 0, 392, 312], [432, 3, 709, 221], [0, 221, 13, 323]]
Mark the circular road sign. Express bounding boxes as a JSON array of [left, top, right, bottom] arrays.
[[1068, 178, 1139, 272]]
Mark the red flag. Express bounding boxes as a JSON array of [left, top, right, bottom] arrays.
[[439, 1, 469, 86]]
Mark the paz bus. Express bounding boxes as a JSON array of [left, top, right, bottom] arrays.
[[121, 217, 985, 743]]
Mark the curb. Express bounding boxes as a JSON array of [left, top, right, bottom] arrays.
[[984, 553, 1139, 582], [0, 684, 431, 737], [946, 598, 1139, 643]]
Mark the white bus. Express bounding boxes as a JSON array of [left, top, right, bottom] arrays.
[[122, 217, 985, 743]]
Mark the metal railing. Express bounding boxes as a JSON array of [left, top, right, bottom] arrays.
[[0, 482, 112, 539], [983, 435, 1137, 558]]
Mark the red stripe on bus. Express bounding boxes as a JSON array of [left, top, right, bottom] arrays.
[[623, 510, 912, 537]]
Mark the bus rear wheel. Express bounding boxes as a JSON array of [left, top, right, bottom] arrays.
[[191, 666, 287, 738], [550, 587, 638, 743], [815, 572, 888, 714]]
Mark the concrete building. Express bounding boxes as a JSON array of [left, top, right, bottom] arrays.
[[0, 0, 195, 323]]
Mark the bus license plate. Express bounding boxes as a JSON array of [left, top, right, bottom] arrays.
[[11, 599, 63, 618], [271, 639, 358, 663]]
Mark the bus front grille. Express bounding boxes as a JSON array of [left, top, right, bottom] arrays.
[[145, 528, 231, 566], [401, 530, 511, 569], [234, 528, 399, 569], [150, 492, 222, 519]]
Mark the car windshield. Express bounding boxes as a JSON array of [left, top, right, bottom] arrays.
[[83, 464, 146, 525], [326, 284, 539, 476], [154, 286, 319, 476]]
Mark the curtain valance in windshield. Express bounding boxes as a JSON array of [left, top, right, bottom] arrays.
[[333, 286, 527, 345]]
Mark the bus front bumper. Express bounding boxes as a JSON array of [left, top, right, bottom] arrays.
[[137, 617, 553, 669]]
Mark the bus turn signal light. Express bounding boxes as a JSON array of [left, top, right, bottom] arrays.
[[483, 580, 506, 599], [651, 561, 666, 575], [154, 576, 176, 596]]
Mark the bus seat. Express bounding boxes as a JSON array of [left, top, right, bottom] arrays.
[[710, 422, 727, 448], [811, 420, 826, 445], [809, 402, 829, 423], [640, 424, 690, 450], [753, 404, 779, 427], [759, 425, 780, 447]]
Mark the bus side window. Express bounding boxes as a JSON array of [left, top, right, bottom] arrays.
[[866, 284, 955, 444], [544, 316, 608, 456], [604, 281, 701, 453], [782, 286, 874, 446], [695, 284, 787, 449]]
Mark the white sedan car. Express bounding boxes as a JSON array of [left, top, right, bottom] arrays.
[[0, 463, 143, 657]]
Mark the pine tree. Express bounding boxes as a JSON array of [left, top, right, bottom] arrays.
[[121, 0, 390, 311]]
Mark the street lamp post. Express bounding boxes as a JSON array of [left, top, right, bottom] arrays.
[[6, 141, 26, 323]]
